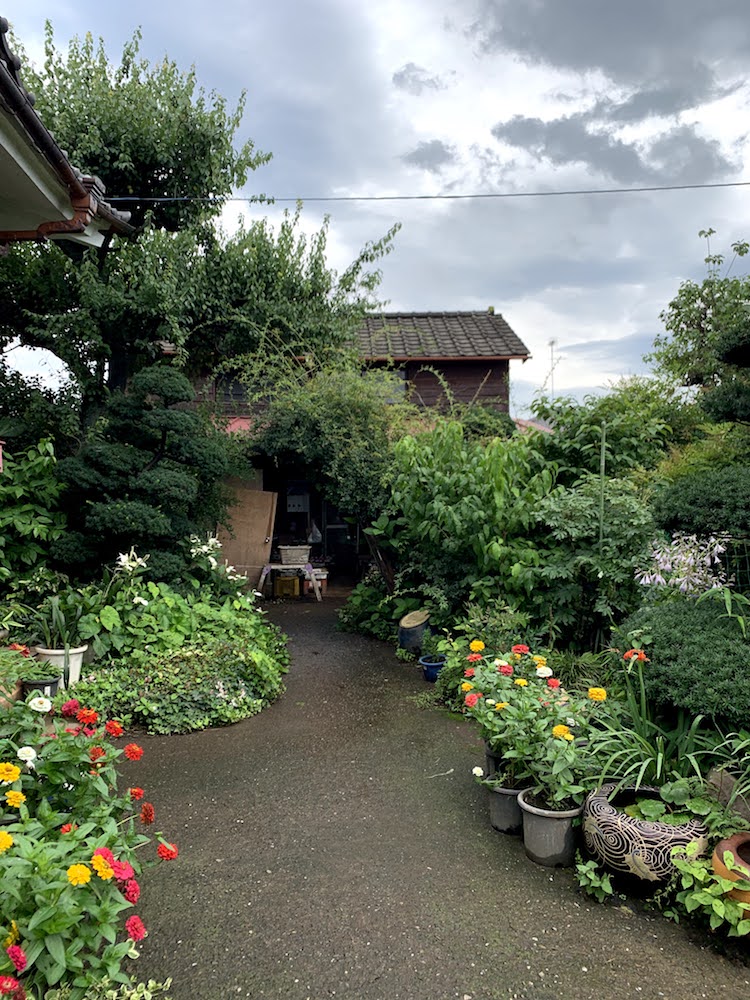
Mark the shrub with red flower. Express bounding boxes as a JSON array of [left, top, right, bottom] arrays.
[[124, 743, 144, 761], [5, 947, 25, 974], [140, 802, 155, 825], [125, 915, 147, 941], [60, 699, 80, 718], [157, 842, 179, 861]]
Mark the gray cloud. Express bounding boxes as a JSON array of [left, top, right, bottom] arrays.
[[491, 113, 737, 185], [401, 139, 458, 173], [471, 0, 750, 89], [392, 62, 447, 95], [563, 333, 655, 370]]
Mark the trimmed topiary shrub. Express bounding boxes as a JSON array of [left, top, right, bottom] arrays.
[[618, 597, 750, 726], [651, 466, 750, 537]]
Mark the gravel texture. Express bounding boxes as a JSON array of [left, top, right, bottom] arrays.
[[127, 598, 750, 1000]]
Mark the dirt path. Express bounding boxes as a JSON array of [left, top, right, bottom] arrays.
[[129, 599, 749, 1000]]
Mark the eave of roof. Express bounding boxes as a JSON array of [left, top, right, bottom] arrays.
[[358, 310, 531, 361]]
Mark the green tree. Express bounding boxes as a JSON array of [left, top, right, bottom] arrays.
[[22, 23, 268, 230], [52, 365, 229, 579]]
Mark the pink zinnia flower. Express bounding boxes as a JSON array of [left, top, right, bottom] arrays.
[[112, 859, 134, 882], [5, 946, 26, 973], [61, 698, 80, 718], [464, 667, 475, 678], [498, 664, 513, 676], [93, 846, 115, 865], [464, 692, 480, 709], [0, 976, 24, 999], [511, 644, 530, 655], [124, 878, 141, 904], [125, 915, 147, 941]]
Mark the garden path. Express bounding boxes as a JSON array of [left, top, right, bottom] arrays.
[[128, 598, 749, 1000]]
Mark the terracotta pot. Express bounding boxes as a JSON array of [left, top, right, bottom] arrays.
[[712, 832, 750, 903], [583, 783, 709, 882]]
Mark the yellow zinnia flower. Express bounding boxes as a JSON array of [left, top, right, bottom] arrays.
[[531, 655, 547, 667], [552, 724, 572, 739], [495, 702, 509, 711], [4, 790, 25, 808], [514, 678, 528, 687], [0, 763, 21, 785], [562, 732, 574, 741], [469, 640, 485, 653], [461, 681, 474, 692], [2, 920, 19, 948], [0, 831, 13, 853], [91, 855, 115, 880], [588, 687, 607, 702], [67, 864, 92, 886]]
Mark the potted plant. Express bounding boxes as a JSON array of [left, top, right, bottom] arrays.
[[462, 641, 608, 856], [418, 628, 448, 682], [2, 650, 64, 698], [27, 593, 88, 688]]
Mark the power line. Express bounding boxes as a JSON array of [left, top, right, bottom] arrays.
[[106, 178, 750, 204]]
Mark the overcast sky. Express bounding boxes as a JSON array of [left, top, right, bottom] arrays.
[[6, 0, 750, 414]]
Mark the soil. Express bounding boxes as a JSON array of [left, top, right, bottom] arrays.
[[125, 597, 750, 1000]]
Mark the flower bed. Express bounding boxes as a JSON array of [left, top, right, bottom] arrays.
[[0, 696, 177, 997]]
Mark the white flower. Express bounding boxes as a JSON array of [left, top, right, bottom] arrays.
[[485, 698, 496, 706], [132, 596, 149, 606], [28, 697, 52, 713], [493, 658, 509, 667], [17, 746, 37, 768], [116, 547, 148, 573], [472, 766, 484, 777], [535, 666, 553, 678], [208, 555, 218, 570]]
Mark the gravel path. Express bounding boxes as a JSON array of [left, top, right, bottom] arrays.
[[128, 598, 750, 1000]]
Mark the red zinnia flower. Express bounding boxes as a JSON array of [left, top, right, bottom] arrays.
[[498, 664, 514, 676], [89, 746, 106, 763], [511, 644, 530, 655], [5, 946, 26, 974], [157, 842, 179, 861], [466, 652, 483, 662], [124, 878, 141, 904], [140, 802, 155, 825], [464, 667, 475, 678], [129, 787, 144, 800], [76, 708, 98, 725], [64, 726, 81, 736], [61, 698, 80, 718], [60, 822, 77, 834], [0, 976, 24, 998], [83, 726, 97, 737], [125, 915, 147, 941], [547, 677, 561, 690], [124, 743, 144, 761], [113, 859, 134, 882], [8, 644, 30, 658], [464, 692, 481, 709], [93, 846, 115, 865], [105, 720, 124, 737]]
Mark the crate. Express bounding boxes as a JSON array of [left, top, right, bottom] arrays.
[[274, 575, 300, 598], [278, 545, 311, 565]]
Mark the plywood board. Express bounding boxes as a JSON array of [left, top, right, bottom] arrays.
[[218, 484, 277, 588]]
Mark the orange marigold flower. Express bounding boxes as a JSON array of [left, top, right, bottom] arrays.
[[123, 743, 144, 761]]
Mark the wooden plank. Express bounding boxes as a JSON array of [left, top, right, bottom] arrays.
[[218, 484, 277, 588]]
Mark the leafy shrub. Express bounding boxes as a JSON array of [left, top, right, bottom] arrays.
[[66, 635, 287, 735], [651, 466, 750, 536], [617, 597, 750, 725]]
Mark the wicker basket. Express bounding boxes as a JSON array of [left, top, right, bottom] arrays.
[[278, 545, 311, 565]]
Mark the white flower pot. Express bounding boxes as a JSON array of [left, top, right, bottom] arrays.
[[34, 645, 89, 688]]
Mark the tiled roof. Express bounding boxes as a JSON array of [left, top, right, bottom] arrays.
[[358, 311, 530, 360]]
